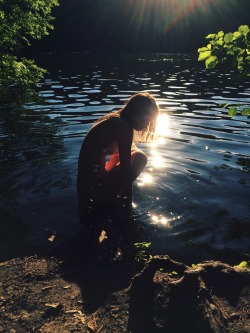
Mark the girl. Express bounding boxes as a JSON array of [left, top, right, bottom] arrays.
[[77, 92, 159, 222]]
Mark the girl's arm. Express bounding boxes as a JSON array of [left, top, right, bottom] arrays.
[[118, 125, 133, 205], [105, 153, 120, 172]]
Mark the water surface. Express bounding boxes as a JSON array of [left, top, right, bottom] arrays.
[[0, 53, 249, 263]]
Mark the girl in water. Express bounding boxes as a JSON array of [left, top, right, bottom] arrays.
[[77, 92, 159, 222]]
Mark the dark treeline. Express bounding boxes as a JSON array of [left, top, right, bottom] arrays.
[[29, 0, 250, 54]]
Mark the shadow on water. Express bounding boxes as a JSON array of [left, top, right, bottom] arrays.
[[0, 99, 71, 261]]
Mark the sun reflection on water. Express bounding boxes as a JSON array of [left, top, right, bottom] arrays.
[[136, 112, 177, 228], [151, 214, 170, 226], [148, 213, 182, 228], [137, 173, 153, 186], [150, 153, 164, 168], [155, 113, 171, 138], [148, 112, 171, 169], [137, 113, 171, 186]]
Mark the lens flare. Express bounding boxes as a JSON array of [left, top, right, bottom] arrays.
[[146, 0, 216, 33]]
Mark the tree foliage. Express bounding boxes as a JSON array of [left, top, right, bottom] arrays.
[[198, 25, 250, 117], [0, 0, 59, 99], [198, 25, 250, 76]]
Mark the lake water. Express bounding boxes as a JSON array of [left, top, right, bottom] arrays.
[[0, 53, 249, 263]]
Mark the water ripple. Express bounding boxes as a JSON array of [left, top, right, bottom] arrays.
[[1, 53, 249, 260]]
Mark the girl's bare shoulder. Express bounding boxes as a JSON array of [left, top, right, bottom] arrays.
[[109, 116, 132, 131], [97, 115, 132, 133]]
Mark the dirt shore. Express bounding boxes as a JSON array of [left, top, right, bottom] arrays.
[[0, 245, 249, 333]]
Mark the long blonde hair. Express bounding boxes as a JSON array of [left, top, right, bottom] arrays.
[[95, 92, 159, 142]]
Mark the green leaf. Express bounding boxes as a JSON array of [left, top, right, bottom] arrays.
[[217, 31, 224, 38], [238, 25, 250, 35], [215, 38, 223, 46], [134, 241, 151, 248], [238, 261, 250, 268], [238, 261, 248, 267], [234, 261, 250, 269], [228, 107, 237, 117], [224, 33, 233, 44], [198, 51, 211, 61], [241, 108, 250, 116], [233, 31, 241, 40], [205, 55, 218, 69], [206, 33, 216, 39], [198, 47, 209, 52]]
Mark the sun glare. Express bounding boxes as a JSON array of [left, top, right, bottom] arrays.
[[137, 173, 154, 186], [151, 214, 171, 227], [151, 154, 164, 168], [155, 113, 171, 137], [149, 212, 182, 228], [156, 0, 213, 20], [143, 113, 171, 170], [132, 0, 216, 36]]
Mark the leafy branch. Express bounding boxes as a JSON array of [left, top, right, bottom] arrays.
[[0, 0, 59, 105], [198, 25, 250, 117]]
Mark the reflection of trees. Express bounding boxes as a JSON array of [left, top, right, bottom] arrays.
[[0, 102, 65, 211], [0, 84, 42, 108], [0, 92, 71, 260]]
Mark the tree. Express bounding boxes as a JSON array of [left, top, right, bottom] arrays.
[[198, 25, 250, 117], [0, 0, 59, 104]]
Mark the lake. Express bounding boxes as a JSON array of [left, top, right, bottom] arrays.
[[0, 53, 249, 264]]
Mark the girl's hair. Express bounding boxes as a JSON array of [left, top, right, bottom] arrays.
[[95, 92, 159, 142]]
